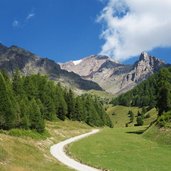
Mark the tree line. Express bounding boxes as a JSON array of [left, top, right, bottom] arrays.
[[0, 70, 113, 133], [112, 67, 171, 127], [111, 73, 158, 108]]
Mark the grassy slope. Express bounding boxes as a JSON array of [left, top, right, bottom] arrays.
[[0, 120, 91, 171], [87, 90, 114, 99], [107, 105, 158, 127], [143, 124, 171, 145], [69, 126, 171, 171]]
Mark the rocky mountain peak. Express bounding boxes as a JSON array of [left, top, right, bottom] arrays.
[[61, 54, 119, 77], [139, 51, 149, 61], [0, 43, 103, 92], [62, 51, 166, 95], [135, 52, 165, 71], [0, 43, 166, 95]]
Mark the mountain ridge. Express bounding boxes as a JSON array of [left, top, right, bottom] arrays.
[[0, 44, 103, 92], [61, 52, 165, 95], [0, 43, 166, 95]]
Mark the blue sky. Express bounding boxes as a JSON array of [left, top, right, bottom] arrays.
[[1, 0, 171, 64]]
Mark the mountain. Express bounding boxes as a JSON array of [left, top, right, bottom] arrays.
[[0, 43, 165, 95], [61, 52, 165, 95], [0, 44, 102, 91]]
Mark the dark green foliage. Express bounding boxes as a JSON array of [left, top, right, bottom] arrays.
[[0, 71, 112, 132], [111, 73, 158, 108], [136, 116, 144, 126], [111, 67, 171, 127], [18, 98, 30, 129], [156, 68, 171, 116], [145, 113, 151, 119], [65, 89, 75, 120], [12, 69, 24, 96], [112, 67, 171, 114], [0, 73, 17, 129], [79, 94, 113, 127], [158, 111, 171, 127], [29, 99, 45, 133]]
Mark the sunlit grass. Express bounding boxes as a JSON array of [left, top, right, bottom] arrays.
[[0, 120, 91, 171], [69, 126, 171, 171]]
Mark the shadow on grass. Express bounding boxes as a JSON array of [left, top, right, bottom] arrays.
[[126, 129, 146, 135]]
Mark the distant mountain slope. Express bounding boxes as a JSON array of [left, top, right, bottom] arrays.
[[0, 44, 102, 91], [61, 52, 165, 95], [111, 66, 171, 109]]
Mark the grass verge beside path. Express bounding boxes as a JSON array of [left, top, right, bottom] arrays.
[[69, 126, 171, 171], [0, 120, 91, 171]]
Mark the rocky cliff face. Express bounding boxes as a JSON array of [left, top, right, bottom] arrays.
[[61, 52, 165, 95], [0, 44, 102, 91], [61, 55, 120, 77]]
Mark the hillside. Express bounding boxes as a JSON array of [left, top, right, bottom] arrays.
[[106, 105, 158, 127], [0, 72, 112, 133], [0, 120, 91, 171], [111, 67, 171, 108], [61, 52, 165, 95]]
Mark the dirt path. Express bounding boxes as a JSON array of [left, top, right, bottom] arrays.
[[50, 129, 101, 171]]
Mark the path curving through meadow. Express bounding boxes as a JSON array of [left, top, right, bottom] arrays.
[[50, 129, 101, 171]]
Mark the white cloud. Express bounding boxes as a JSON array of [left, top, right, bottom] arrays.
[[98, 0, 171, 61], [12, 20, 19, 27], [26, 12, 35, 20], [12, 10, 35, 29]]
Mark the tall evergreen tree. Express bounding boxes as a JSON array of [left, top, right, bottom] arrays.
[[30, 99, 45, 133], [19, 97, 30, 129], [0, 73, 17, 129], [65, 89, 75, 120], [75, 97, 84, 121], [12, 69, 24, 96]]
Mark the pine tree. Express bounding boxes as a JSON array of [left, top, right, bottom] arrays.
[[12, 69, 24, 96], [65, 89, 75, 120], [156, 68, 171, 116], [0, 73, 17, 129], [44, 96, 56, 121], [57, 96, 67, 121], [19, 97, 30, 129], [75, 97, 84, 121], [136, 116, 144, 126], [30, 99, 45, 133]]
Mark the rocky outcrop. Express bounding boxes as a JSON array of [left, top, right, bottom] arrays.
[[61, 55, 120, 77], [61, 52, 165, 95], [0, 44, 103, 91]]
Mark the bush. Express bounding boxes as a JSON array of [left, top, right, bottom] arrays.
[[125, 123, 129, 127], [145, 113, 151, 119], [136, 116, 144, 126], [158, 111, 171, 128]]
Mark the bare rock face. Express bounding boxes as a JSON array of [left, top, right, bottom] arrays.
[[0, 44, 102, 91], [61, 55, 120, 77], [61, 52, 165, 95]]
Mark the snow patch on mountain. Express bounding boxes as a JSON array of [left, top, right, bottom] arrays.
[[73, 59, 82, 65]]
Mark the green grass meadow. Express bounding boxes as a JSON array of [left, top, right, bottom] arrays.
[[69, 126, 171, 171], [0, 120, 91, 171], [107, 105, 158, 127]]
